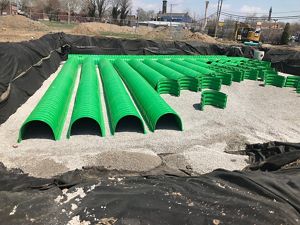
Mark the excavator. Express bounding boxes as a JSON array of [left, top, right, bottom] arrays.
[[236, 21, 262, 43]]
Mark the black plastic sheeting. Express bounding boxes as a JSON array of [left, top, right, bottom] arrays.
[[0, 33, 65, 124], [65, 36, 226, 56], [0, 33, 300, 124], [0, 142, 299, 225], [244, 142, 300, 171], [263, 48, 300, 76]]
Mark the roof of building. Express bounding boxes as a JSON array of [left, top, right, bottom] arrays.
[[157, 13, 190, 17]]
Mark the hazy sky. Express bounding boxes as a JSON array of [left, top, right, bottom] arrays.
[[132, 0, 300, 21]]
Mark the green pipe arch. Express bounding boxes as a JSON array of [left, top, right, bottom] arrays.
[[67, 58, 105, 138], [128, 59, 180, 96], [114, 59, 183, 132], [18, 58, 79, 142], [143, 59, 198, 92], [98, 59, 145, 135], [200, 90, 228, 110]]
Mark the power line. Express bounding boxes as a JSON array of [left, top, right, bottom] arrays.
[[221, 12, 300, 19], [222, 10, 300, 15]]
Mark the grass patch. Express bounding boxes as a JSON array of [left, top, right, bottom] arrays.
[[40, 21, 77, 30], [98, 31, 143, 39]]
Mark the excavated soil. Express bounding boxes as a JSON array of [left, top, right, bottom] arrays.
[[0, 15, 49, 42], [0, 17, 217, 43], [0, 15, 48, 30], [71, 22, 218, 42]]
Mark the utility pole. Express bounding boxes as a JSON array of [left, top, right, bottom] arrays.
[[214, 0, 223, 38], [170, 3, 177, 39], [170, 3, 177, 28], [273, 19, 278, 29], [202, 1, 209, 31], [268, 7, 272, 21]]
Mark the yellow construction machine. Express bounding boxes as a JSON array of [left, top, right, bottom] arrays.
[[237, 22, 262, 42]]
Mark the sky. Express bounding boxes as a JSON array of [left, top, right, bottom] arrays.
[[131, 0, 300, 22]]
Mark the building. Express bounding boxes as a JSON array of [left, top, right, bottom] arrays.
[[0, 2, 18, 15], [157, 1, 192, 23], [157, 12, 192, 23]]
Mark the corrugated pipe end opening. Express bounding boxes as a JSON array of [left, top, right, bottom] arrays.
[[115, 116, 145, 134], [19, 120, 55, 142], [70, 118, 103, 137], [155, 113, 183, 131]]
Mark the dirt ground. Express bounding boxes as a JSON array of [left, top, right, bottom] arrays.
[[0, 15, 48, 42]]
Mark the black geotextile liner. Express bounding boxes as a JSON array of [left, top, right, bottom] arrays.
[[0, 142, 299, 225], [244, 142, 300, 171], [63, 35, 225, 55], [0, 33, 65, 124], [263, 47, 300, 75]]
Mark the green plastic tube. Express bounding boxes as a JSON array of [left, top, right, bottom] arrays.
[[18, 58, 79, 142], [143, 59, 198, 92], [67, 58, 105, 138], [128, 59, 180, 96], [114, 59, 183, 132], [200, 90, 228, 110], [98, 59, 145, 135]]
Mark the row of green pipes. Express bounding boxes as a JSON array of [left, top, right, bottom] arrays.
[[18, 55, 300, 142]]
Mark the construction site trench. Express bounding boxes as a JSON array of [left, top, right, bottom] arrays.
[[0, 33, 299, 225]]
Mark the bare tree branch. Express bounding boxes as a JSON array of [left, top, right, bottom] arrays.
[[119, 0, 131, 25], [0, 0, 10, 15], [96, 0, 108, 19]]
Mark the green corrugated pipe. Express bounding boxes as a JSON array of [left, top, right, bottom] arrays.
[[184, 59, 215, 74], [201, 76, 222, 91], [18, 58, 79, 142], [98, 59, 145, 135], [156, 59, 201, 89], [128, 59, 180, 96], [67, 58, 105, 138], [285, 76, 300, 88], [264, 74, 286, 88], [171, 59, 222, 90], [114, 59, 183, 132], [200, 90, 228, 110], [143, 59, 198, 92], [157, 59, 201, 79], [186, 59, 233, 85]]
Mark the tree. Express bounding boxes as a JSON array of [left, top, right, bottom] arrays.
[[281, 23, 291, 45], [119, 0, 131, 25], [18, 0, 31, 12], [45, 0, 61, 21], [111, 0, 120, 23], [86, 0, 96, 17], [0, 0, 9, 15], [96, 0, 108, 19], [60, 0, 81, 24], [136, 8, 154, 21]]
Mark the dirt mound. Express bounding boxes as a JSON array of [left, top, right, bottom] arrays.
[[184, 31, 217, 43], [144, 27, 218, 43], [0, 15, 48, 31], [72, 22, 153, 35], [72, 22, 217, 42]]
